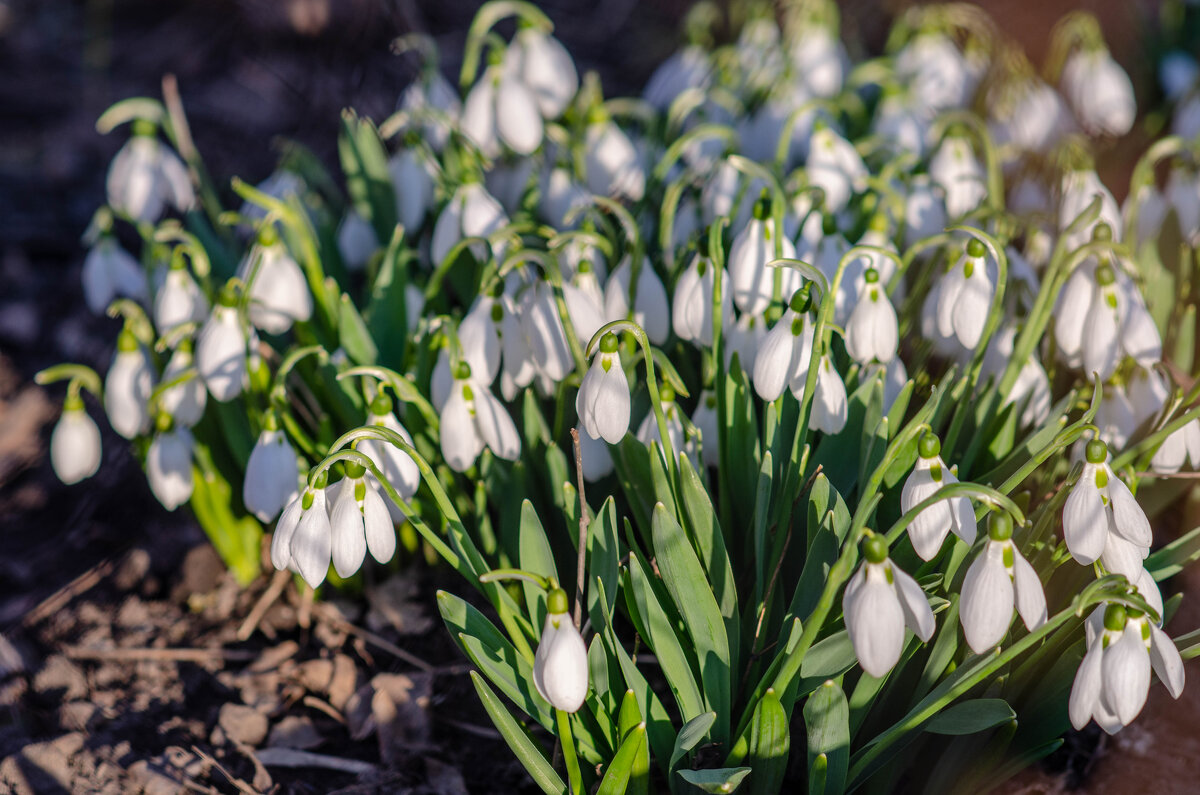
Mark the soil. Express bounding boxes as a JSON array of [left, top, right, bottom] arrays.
[[1, 0, 1197, 793]]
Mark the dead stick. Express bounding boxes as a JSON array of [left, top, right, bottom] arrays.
[[190, 746, 257, 795], [237, 569, 290, 641], [303, 695, 347, 725], [63, 646, 257, 663], [569, 428, 589, 630], [313, 604, 435, 672], [24, 558, 115, 626]]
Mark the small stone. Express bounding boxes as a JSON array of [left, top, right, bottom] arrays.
[[296, 658, 333, 693], [59, 701, 96, 731], [217, 703, 269, 747], [250, 641, 299, 672], [327, 654, 358, 710], [112, 549, 152, 592], [33, 656, 87, 700]]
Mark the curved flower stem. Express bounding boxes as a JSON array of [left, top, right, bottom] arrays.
[[35, 364, 104, 402], [1114, 401, 1200, 471], [154, 223, 213, 280], [1124, 136, 1185, 242], [271, 345, 329, 404], [478, 568, 552, 589], [337, 364, 441, 431], [458, 0, 552, 90], [106, 299, 157, 348], [652, 123, 738, 184], [883, 482, 1025, 545]]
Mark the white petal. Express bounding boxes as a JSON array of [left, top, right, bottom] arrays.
[[1107, 476, 1153, 547], [271, 494, 305, 571], [244, 430, 301, 522], [329, 486, 367, 578], [440, 386, 484, 472], [844, 565, 906, 677], [753, 319, 799, 402], [1101, 625, 1151, 726], [147, 428, 193, 511], [51, 410, 102, 485], [461, 79, 499, 158], [949, 495, 977, 546], [960, 543, 1014, 653], [1101, 532, 1147, 582], [363, 482, 396, 564], [533, 613, 589, 712], [1011, 549, 1048, 631], [431, 193, 465, 267], [474, 388, 521, 461], [1082, 294, 1120, 382], [196, 307, 247, 403], [952, 267, 991, 349], [1149, 623, 1186, 699], [105, 350, 155, 439], [810, 357, 848, 434], [901, 464, 952, 561], [936, 267, 967, 340], [1069, 642, 1104, 730], [892, 563, 936, 642], [290, 490, 331, 588], [495, 78, 544, 155], [1063, 475, 1107, 564]]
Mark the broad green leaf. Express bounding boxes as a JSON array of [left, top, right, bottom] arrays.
[[614, 435, 655, 535], [747, 689, 789, 795], [469, 672, 566, 795], [678, 454, 740, 668], [598, 724, 650, 795], [338, 109, 397, 243], [804, 679, 849, 795], [1147, 524, 1200, 580], [518, 500, 557, 633], [799, 631, 856, 681], [752, 451, 774, 600], [722, 357, 760, 526], [676, 767, 753, 793], [364, 226, 410, 368], [337, 292, 379, 365], [924, 698, 1016, 735], [587, 497, 621, 630], [670, 711, 717, 776], [651, 440, 679, 518]]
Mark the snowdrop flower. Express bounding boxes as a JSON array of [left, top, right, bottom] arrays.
[[146, 422, 194, 511], [583, 114, 645, 201], [51, 395, 101, 485], [981, 327, 1051, 428], [789, 25, 848, 98], [701, 160, 765, 234], [673, 244, 731, 346], [358, 392, 420, 501], [538, 167, 591, 229], [604, 256, 670, 346], [1059, 170, 1122, 252], [562, 262, 607, 346], [873, 93, 930, 159], [271, 476, 333, 588], [533, 587, 589, 712], [243, 421, 302, 522], [523, 281, 574, 383], [1151, 420, 1200, 474], [82, 237, 149, 315], [577, 333, 630, 445], [1056, 257, 1161, 382], [503, 27, 577, 120], [440, 362, 520, 472], [959, 513, 1047, 653], [991, 79, 1070, 154], [753, 287, 815, 401], [1062, 47, 1136, 137], [158, 343, 207, 428], [803, 355, 848, 434], [153, 261, 208, 332], [729, 196, 798, 317], [843, 535, 936, 677], [576, 425, 615, 482], [692, 392, 720, 469], [1064, 440, 1152, 579], [242, 230, 312, 335], [336, 210, 378, 271], [398, 71, 461, 152], [643, 46, 710, 111], [389, 146, 436, 233], [845, 268, 899, 365], [433, 297, 503, 411], [1070, 604, 1184, 734], [635, 383, 692, 463], [896, 33, 974, 118], [1127, 366, 1169, 430], [105, 328, 155, 439], [807, 125, 868, 214], [196, 289, 249, 402], [461, 61, 543, 158], [328, 462, 396, 579], [106, 121, 194, 222], [726, 312, 766, 373], [930, 132, 987, 220], [862, 357, 909, 414], [431, 180, 509, 268], [934, 239, 992, 351], [901, 433, 977, 560]]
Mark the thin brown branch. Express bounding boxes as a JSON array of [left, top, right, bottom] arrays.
[[237, 569, 291, 641]]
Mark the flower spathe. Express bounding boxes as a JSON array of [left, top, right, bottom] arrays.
[[532, 589, 589, 712], [51, 400, 101, 485], [843, 536, 936, 677], [959, 514, 1047, 653], [576, 334, 630, 445], [1063, 440, 1152, 579], [900, 433, 977, 561]]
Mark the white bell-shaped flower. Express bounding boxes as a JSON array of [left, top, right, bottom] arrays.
[[980, 327, 1051, 429], [1059, 170, 1122, 252], [461, 63, 543, 158], [196, 291, 249, 403], [440, 362, 521, 472], [903, 176, 948, 249], [328, 462, 396, 578], [838, 215, 900, 323], [538, 168, 592, 229], [146, 423, 194, 511], [959, 513, 1047, 653], [243, 423, 302, 522], [1127, 366, 1169, 430], [1056, 256, 1161, 382], [336, 210, 378, 272], [106, 124, 194, 223], [873, 93, 930, 159], [433, 297, 503, 411], [604, 255, 670, 346], [1062, 47, 1136, 137], [692, 392, 720, 469], [502, 27, 577, 119], [563, 263, 608, 347], [643, 46, 710, 110], [807, 125, 868, 214], [158, 343, 207, 428], [576, 425, 615, 482], [153, 262, 208, 332], [930, 132, 987, 220], [576, 333, 630, 445], [359, 393, 421, 501], [728, 196, 798, 317], [51, 397, 102, 485], [672, 246, 731, 347], [1070, 604, 1184, 734], [82, 237, 149, 315], [105, 328, 156, 439], [843, 535, 936, 677], [726, 312, 766, 373], [241, 231, 313, 335], [895, 33, 973, 118], [271, 478, 333, 588], [523, 281, 574, 383], [388, 147, 436, 234], [431, 181, 509, 267], [935, 239, 993, 351], [700, 160, 765, 234], [845, 268, 899, 365], [789, 26, 848, 98], [398, 71, 461, 152], [533, 588, 589, 712], [753, 288, 816, 401], [803, 355, 848, 434], [901, 433, 977, 560], [1063, 440, 1152, 578], [584, 115, 645, 201], [499, 294, 538, 401], [990, 79, 1070, 154]]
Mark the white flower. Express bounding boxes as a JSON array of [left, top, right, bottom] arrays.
[[576, 334, 630, 445], [1063, 440, 1152, 578], [895, 34, 973, 118], [635, 388, 691, 464], [243, 426, 301, 522], [789, 26, 848, 98], [532, 589, 589, 712], [701, 160, 765, 234], [504, 28, 578, 119], [1070, 604, 1184, 734], [692, 392, 720, 469], [271, 481, 333, 588], [359, 394, 421, 501], [523, 282, 574, 383], [959, 514, 1047, 653], [843, 536, 936, 677], [604, 256, 670, 346], [873, 94, 930, 159], [981, 327, 1051, 429], [934, 239, 992, 351], [328, 464, 396, 578], [1059, 170, 1122, 252], [806, 125, 867, 214], [1062, 48, 1136, 137], [158, 345, 207, 428], [901, 434, 976, 560], [563, 265, 608, 347], [861, 357, 909, 414], [902, 174, 947, 249], [336, 210, 378, 272], [239, 171, 303, 226], [673, 251, 730, 347], [643, 46, 710, 111], [106, 130, 194, 222], [1151, 418, 1200, 474], [105, 329, 155, 439], [1127, 366, 1169, 430], [398, 71, 461, 152], [845, 268, 900, 365], [753, 291, 815, 402], [461, 65, 543, 158], [196, 298, 249, 403], [726, 312, 766, 373], [440, 365, 521, 472], [431, 181, 509, 268], [51, 399, 101, 485], [82, 238, 149, 315], [930, 134, 986, 220], [1056, 258, 1161, 382], [583, 118, 645, 201], [242, 237, 312, 335], [991, 80, 1070, 154], [804, 355, 848, 434], [389, 148, 436, 234], [538, 168, 592, 229], [728, 197, 798, 316], [153, 264, 208, 332], [147, 426, 194, 511]]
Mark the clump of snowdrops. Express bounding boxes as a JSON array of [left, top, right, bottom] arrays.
[[38, 0, 1200, 791]]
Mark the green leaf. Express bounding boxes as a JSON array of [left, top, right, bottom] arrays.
[[614, 435, 655, 534], [651, 440, 679, 518], [337, 292, 379, 365], [811, 375, 878, 494], [652, 503, 731, 745], [799, 631, 856, 681], [518, 500, 557, 634], [747, 689, 789, 795], [364, 226, 411, 368], [338, 109, 397, 243], [721, 358, 760, 526], [676, 767, 753, 793], [598, 723, 650, 795], [587, 498, 621, 630], [804, 679, 849, 795], [752, 451, 774, 600], [924, 698, 1016, 735], [678, 455, 739, 668], [1142, 523, 1200, 582], [670, 711, 717, 777], [470, 672, 566, 795]]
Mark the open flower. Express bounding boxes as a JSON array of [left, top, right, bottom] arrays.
[[51, 395, 101, 485], [328, 462, 396, 579], [106, 122, 194, 222], [271, 477, 333, 588], [960, 513, 1047, 653], [583, 113, 645, 201], [577, 333, 630, 445], [845, 268, 899, 364], [1063, 440, 1151, 579], [243, 422, 301, 523], [105, 328, 156, 439], [672, 244, 730, 347], [934, 239, 992, 351], [901, 432, 977, 560], [82, 237, 148, 315], [461, 62, 543, 158], [147, 422, 194, 511], [440, 362, 521, 472], [802, 354, 848, 434], [533, 587, 589, 712], [843, 535, 936, 677], [358, 393, 420, 502], [753, 287, 815, 401], [431, 181, 509, 268], [604, 256, 670, 346]]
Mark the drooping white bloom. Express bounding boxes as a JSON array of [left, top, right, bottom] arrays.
[[895, 34, 974, 118], [672, 251, 730, 346], [106, 130, 194, 223], [845, 268, 899, 365], [789, 26, 848, 98], [538, 168, 592, 229], [82, 238, 149, 315], [50, 399, 102, 485], [901, 434, 976, 560], [196, 297, 249, 403], [105, 330, 156, 439], [158, 344, 207, 428], [1063, 440, 1152, 578], [503, 28, 577, 119], [1070, 604, 1184, 734], [728, 197, 798, 316], [959, 514, 1047, 653], [336, 210, 378, 272], [1059, 170, 1122, 252], [389, 148, 436, 233], [753, 291, 815, 402], [563, 265, 608, 347], [433, 297, 503, 411], [806, 125, 868, 214], [584, 117, 645, 201], [990, 79, 1070, 154], [271, 481, 333, 588], [461, 64, 543, 158], [843, 536, 936, 677], [153, 263, 208, 332], [440, 365, 521, 472], [1150, 419, 1200, 474], [604, 256, 670, 346], [1055, 258, 1162, 382], [643, 46, 710, 111], [358, 394, 421, 502], [239, 171, 304, 226], [935, 239, 993, 351], [930, 133, 987, 220], [701, 160, 765, 234], [980, 327, 1051, 429], [1062, 48, 1136, 137], [523, 281, 574, 383], [873, 93, 930, 159], [1127, 366, 1169, 430], [577, 333, 630, 445], [839, 216, 901, 322], [146, 426, 194, 511], [242, 238, 312, 335], [533, 589, 589, 712], [692, 392, 720, 469], [635, 387, 691, 464], [804, 355, 848, 434], [398, 71, 461, 152], [328, 465, 396, 579], [431, 181, 509, 268], [243, 426, 301, 522], [726, 312, 766, 373]]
